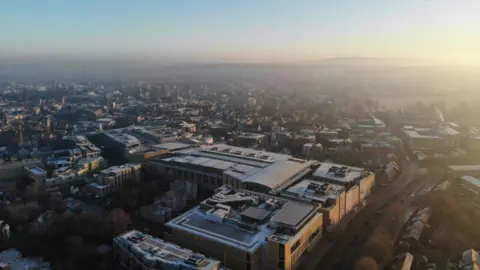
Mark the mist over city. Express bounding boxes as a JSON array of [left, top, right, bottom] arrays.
[[1, 1, 480, 270]]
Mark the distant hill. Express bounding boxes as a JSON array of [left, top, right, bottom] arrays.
[[303, 57, 430, 66]]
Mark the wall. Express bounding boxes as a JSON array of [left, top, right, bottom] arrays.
[[345, 185, 359, 214], [266, 213, 323, 270], [320, 202, 340, 228], [359, 174, 375, 202]]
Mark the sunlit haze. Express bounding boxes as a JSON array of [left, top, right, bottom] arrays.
[[1, 0, 480, 64]]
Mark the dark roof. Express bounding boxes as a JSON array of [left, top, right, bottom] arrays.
[[270, 202, 316, 230], [240, 207, 271, 222]]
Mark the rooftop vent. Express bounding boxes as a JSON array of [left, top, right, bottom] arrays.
[[328, 166, 340, 173], [185, 254, 204, 266], [334, 170, 347, 177]]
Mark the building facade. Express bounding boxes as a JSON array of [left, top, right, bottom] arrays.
[[97, 163, 142, 190]]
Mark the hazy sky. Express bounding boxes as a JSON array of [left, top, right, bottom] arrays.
[[1, 0, 480, 64]]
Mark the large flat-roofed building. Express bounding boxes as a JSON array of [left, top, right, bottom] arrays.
[[402, 125, 460, 150], [231, 132, 267, 149], [104, 131, 142, 149], [166, 186, 323, 270], [103, 126, 186, 162], [448, 165, 480, 177], [280, 163, 375, 227], [113, 230, 221, 270], [125, 142, 193, 163], [151, 144, 315, 193]]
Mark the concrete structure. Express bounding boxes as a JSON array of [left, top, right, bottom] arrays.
[[313, 128, 339, 141], [104, 130, 142, 149], [280, 163, 375, 228], [45, 173, 85, 192], [402, 125, 460, 150], [151, 144, 315, 193], [76, 156, 107, 173], [63, 135, 102, 158], [96, 163, 142, 190], [232, 132, 267, 149], [166, 186, 323, 270], [113, 230, 221, 270], [125, 142, 193, 162], [181, 122, 197, 133], [301, 143, 323, 160]]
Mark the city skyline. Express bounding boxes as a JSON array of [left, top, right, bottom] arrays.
[[1, 0, 480, 64]]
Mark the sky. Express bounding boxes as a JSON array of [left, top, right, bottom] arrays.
[[1, 0, 480, 64]]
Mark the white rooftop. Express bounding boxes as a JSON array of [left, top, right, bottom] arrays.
[[312, 163, 366, 184], [282, 179, 345, 205], [461, 175, 480, 189], [166, 186, 318, 253], [101, 163, 141, 175], [449, 165, 480, 172], [158, 144, 313, 190], [115, 230, 220, 269]]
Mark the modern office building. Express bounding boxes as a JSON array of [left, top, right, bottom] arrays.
[[166, 186, 323, 270], [150, 144, 315, 193], [96, 163, 142, 190], [76, 156, 107, 173], [231, 132, 267, 149], [113, 230, 221, 270], [279, 163, 375, 228], [402, 125, 460, 150], [104, 130, 142, 150], [45, 173, 84, 192]]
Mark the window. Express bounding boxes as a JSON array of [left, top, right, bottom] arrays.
[[290, 240, 301, 253], [309, 228, 320, 243], [278, 261, 285, 269], [246, 253, 251, 262], [278, 244, 285, 260]]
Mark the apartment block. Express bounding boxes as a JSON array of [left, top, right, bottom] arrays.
[[165, 186, 323, 270], [113, 230, 221, 270], [97, 163, 142, 190]]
